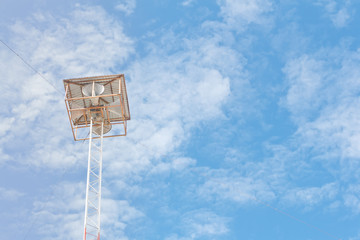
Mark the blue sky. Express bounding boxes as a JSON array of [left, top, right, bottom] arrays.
[[1, 0, 360, 239]]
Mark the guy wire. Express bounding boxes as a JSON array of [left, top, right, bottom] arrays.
[[0, 39, 64, 96]]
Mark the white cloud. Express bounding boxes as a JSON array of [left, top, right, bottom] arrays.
[[281, 55, 326, 123], [315, 0, 352, 27], [0, 3, 247, 239], [283, 48, 360, 161], [282, 47, 360, 212], [183, 210, 229, 238], [150, 157, 196, 174], [0, 117, 14, 137], [11, 5, 133, 78], [166, 210, 229, 239], [32, 182, 84, 240], [99, 30, 237, 180], [344, 184, 360, 214], [1, 2, 238, 174], [282, 183, 338, 209], [198, 173, 275, 204], [0, 148, 10, 165], [332, 8, 351, 27], [100, 198, 144, 240], [115, 0, 136, 16], [182, 0, 195, 7], [297, 101, 360, 161], [216, 0, 273, 30], [0, 5, 134, 169], [32, 181, 143, 240], [0, 187, 24, 200]]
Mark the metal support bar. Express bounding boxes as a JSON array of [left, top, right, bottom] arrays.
[[84, 119, 103, 240]]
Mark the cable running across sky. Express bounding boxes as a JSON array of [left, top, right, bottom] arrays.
[[0, 39, 64, 95]]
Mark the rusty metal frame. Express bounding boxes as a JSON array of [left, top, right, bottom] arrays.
[[63, 74, 130, 141]]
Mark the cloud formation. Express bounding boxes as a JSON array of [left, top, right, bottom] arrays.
[[282, 45, 360, 215], [217, 0, 273, 29], [3, 1, 360, 239], [1, 3, 242, 238], [115, 0, 136, 16], [315, 0, 353, 27], [0, 187, 24, 201], [0, 5, 134, 168]]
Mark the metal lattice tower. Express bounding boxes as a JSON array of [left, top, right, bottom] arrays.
[[84, 119, 103, 240], [63, 74, 130, 240]]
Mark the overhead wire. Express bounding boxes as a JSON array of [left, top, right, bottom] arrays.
[[0, 39, 64, 96]]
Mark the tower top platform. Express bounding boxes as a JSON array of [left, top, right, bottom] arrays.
[[64, 74, 130, 141]]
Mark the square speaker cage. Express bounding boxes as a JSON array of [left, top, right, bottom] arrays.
[[64, 74, 130, 141]]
